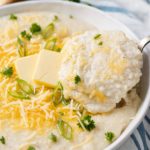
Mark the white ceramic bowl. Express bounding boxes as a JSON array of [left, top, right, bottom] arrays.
[[0, 1, 150, 149]]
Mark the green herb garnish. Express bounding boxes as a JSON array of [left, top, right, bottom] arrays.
[[105, 132, 115, 142], [42, 23, 55, 39], [53, 15, 59, 22], [21, 30, 32, 41], [27, 146, 36, 150], [52, 82, 66, 105], [17, 37, 26, 57], [74, 75, 81, 84], [94, 34, 101, 40], [48, 133, 57, 142], [9, 14, 17, 20], [16, 78, 34, 95], [0, 136, 5, 144], [30, 23, 41, 34], [1, 67, 13, 77], [8, 90, 30, 99], [8, 79, 34, 100], [77, 115, 95, 131], [98, 41, 103, 46], [69, 15, 74, 19], [57, 119, 73, 140]]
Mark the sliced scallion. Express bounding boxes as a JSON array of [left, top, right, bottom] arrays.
[[57, 119, 73, 140], [16, 78, 34, 95], [8, 90, 30, 99], [42, 23, 55, 39]]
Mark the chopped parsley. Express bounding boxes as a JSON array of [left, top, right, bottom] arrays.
[[77, 115, 95, 131], [53, 15, 59, 22], [0, 136, 5, 144], [30, 23, 41, 34], [9, 14, 17, 20], [49, 133, 57, 142], [74, 75, 81, 84], [27, 146, 36, 150], [98, 41, 103, 46], [105, 131, 115, 142], [21, 30, 32, 41], [1, 67, 13, 77], [94, 34, 101, 39]]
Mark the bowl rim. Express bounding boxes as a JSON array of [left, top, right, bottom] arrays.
[[0, 1, 149, 150]]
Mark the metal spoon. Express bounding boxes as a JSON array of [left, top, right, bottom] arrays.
[[138, 36, 150, 52]]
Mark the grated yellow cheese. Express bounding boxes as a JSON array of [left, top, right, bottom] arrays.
[[0, 18, 78, 133]]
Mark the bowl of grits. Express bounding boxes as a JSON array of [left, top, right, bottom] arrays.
[[0, 1, 149, 150]]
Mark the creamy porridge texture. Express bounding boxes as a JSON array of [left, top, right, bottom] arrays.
[[0, 12, 142, 150]]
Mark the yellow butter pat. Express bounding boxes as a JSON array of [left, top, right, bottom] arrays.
[[33, 50, 62, 87]]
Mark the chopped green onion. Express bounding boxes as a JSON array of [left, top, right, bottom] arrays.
[[21, 30, 32, 41], [9, 14, 17, 20], [8, 90, 30, 99], [0, 136, 5, 144], [59, 112, 64, 116], [94, 34, 101, 40], [77, 115, 95, 131], [52, 82, 64, 106], [69, 15, 74, 19], [57, 119, 73, 140], [53, 15, 59, 22], [30, 23, 41, 34], [27, 146, 36, 150], [98, 41, 103, 46], [74, 75, 81, 84], [16, 78, 34, 95], [1, 67, 13, 77], [105, 132, 115, 142], [44, 38, 61, 52], [48, 133, 57, 142], [42, 23, 55, 39], [45, 38, 56, 50], [17, 37, 26, 57]]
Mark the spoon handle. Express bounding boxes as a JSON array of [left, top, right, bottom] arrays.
[[138, 36, 150, 52]]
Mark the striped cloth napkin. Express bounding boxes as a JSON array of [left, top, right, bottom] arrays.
[[69, 0, 150, 149]]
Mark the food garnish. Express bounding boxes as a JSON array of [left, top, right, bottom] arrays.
[[21, 30, 32, 41], [30, 23, 41, 34], [57, 119, 73, 140], [98, 41, 103, 46], [44, 38, 61, 52], [77, 115, 95, 131], [16, 78, 34, 95], [53, 15, 59, 22], [49, 133, 57, 142], [9, 14, 17, 20], [0, 136, 5, 144], [74, 75, 81, 84], [105, 131, 115, 142], [17, 37, 26, 57], [8, 78, 34, 99], [94, 34, 101, 40], [1, 67, 13, 77], [42, 23, 55, 39], [52, 82, 70, 106], [27, 146, 36, 150]]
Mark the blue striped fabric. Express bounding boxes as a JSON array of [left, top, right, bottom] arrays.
[[69, 0, 150, 149]]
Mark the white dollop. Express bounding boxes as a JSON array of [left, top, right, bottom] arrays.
[[59, 31, 143, 113]]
